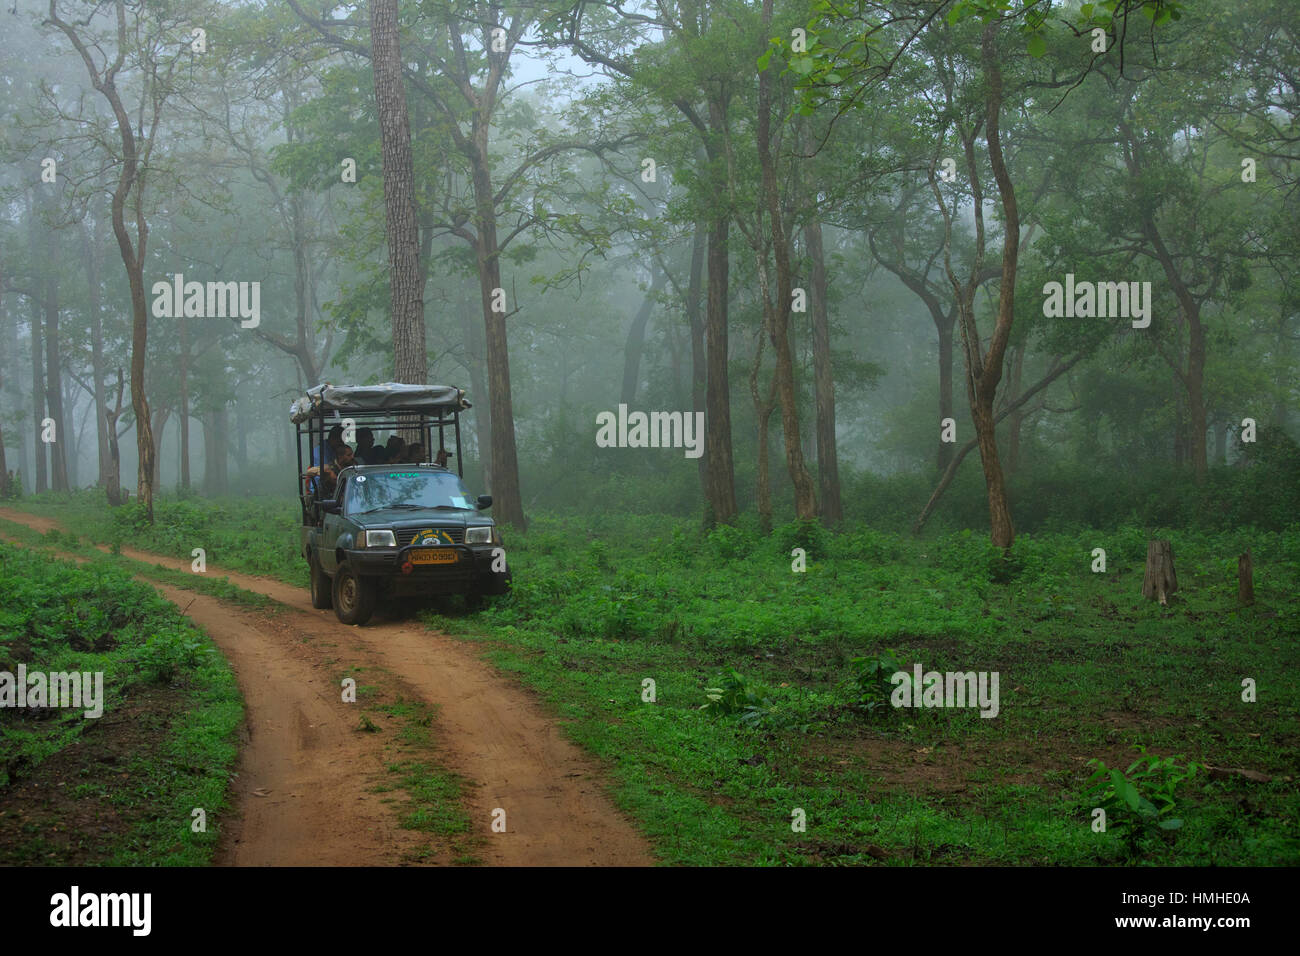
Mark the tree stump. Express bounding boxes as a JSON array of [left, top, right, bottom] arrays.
[[1142, 539, 1178, 605], [1238, 550, 1255, 605]]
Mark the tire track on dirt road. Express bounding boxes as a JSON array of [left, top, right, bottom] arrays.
[[0, 508, 656, 867]]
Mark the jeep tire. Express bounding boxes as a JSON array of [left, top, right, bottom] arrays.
[[310, 552, 333, 610], [333, 563, 377, 625]]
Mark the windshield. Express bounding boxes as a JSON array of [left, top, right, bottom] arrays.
[[345, 471, 476, 515]]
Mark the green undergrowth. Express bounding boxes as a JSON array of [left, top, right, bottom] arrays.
[[8, 493, 1298, 866], [0, 541, 242, 866]]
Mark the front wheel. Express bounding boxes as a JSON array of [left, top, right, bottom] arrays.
[[309, 553, 333, 610], [333, 564, 377, 625]]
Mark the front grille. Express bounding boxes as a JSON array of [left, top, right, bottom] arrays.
[[396, 527, 464, 547]]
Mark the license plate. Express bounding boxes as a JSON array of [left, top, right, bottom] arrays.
[[409, 548, 459, 565]]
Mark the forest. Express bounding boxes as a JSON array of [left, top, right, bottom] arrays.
[[0, 0, 1296, 876]]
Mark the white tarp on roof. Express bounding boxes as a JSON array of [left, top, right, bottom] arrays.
[[290, 382, 469, 423]]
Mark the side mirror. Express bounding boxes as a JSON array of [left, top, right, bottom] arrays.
[[320, 500, 341, 515], [476, 495, 492, 510]]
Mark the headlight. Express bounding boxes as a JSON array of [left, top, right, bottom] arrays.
[[364, 529, 397, 548], [465, 526, 494, 545]]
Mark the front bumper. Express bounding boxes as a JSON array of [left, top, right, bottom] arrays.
[[343, 544, 509, 595]]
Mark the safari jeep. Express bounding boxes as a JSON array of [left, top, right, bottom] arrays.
[[290, 383, 511, 625]]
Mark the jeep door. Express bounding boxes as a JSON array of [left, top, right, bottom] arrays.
[[319, 474, 352, 572]]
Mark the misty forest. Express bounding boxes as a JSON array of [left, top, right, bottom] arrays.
[[0, 0, 1296, 869]]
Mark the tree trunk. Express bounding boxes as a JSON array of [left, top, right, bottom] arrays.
[[971, 395, 1015, 547], [151, 405, 168, 492], [203, 407, 230, 496], [686, 220, 708, 494], [234, 399, 248, 477], [46, 2, 156, 518], [750, 336, 778, 535], [1186, 309, 1208, 479], [704, 214, 737, 525], [29, 297, 46, 495], [83, 217, 111, 488], [369, 0, 427, 386], [620, 264, 664, 407], [936, 311, 955, 473], [179, 315, 190, 490], [2, 267, 28, 489], [457, 300, 491, 488], [470, 144, 525, 529], [914, 353, 1085, 534], [1142, 539, 1178, 605], [0, 264, 7, 497], [964, 26, 1019, 550], [64, 379, 81, 488], [43, 260, 69, 491], [1237, 550, 1254, 606], [756, 0, 817, 521], [105, 373, 125, 506], [42, 196, 69, 492], [1005, 345, 1025, 475], [121, 162, 155, 520], [1173, 370, 1187, 466], [804, 217, 841, 524]]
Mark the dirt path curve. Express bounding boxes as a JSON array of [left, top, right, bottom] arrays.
[[0, 508, 656, 867]]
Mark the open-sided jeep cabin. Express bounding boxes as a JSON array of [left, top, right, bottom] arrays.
[[291, 383, 510, 625]]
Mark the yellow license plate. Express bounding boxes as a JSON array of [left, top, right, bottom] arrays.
[[409, 548, 459, 565]]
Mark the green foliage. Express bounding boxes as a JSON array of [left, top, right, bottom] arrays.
[[700, 668, 778, 728], [0, 540, 241, 865], [134, 627, 214, 684], [707, 521, 760, 562], [10, 494, 1298, 865], [845, 648, 907, 713], [773, 518, 829, 559], [1084, 746, 1202, 848]]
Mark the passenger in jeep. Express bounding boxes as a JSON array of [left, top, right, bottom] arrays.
[[357, 428, 383, 464], [304, 461, 339, 498]]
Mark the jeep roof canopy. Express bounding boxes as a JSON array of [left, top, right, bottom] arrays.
[[289, 382, 471, 422]]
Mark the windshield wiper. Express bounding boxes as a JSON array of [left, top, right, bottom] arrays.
[[356, 503, 424, 514]]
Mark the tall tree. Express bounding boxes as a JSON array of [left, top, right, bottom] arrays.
[[45, 0, 196, 520], [369, 0, 428, 385]]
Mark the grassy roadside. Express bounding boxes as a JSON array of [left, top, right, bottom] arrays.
[[425, 516, 1299, 865], [0, 540, 243, 865], [0, 516, 482, 867], [8, 491, 1298, 865]]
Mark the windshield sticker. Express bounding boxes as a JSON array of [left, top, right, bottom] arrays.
[[388, 472, 420, 478], [356, 475, 366, 482], [450, 496, 472, 509]]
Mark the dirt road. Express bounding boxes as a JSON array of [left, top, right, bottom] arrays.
[[0, 508, 656, 867]]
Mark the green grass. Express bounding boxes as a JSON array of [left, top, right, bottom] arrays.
[[7, 490, 1298, 866], [359, 684, 480, 865], [0, 540, 243, 866], [423, 514, 1300, 866]]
